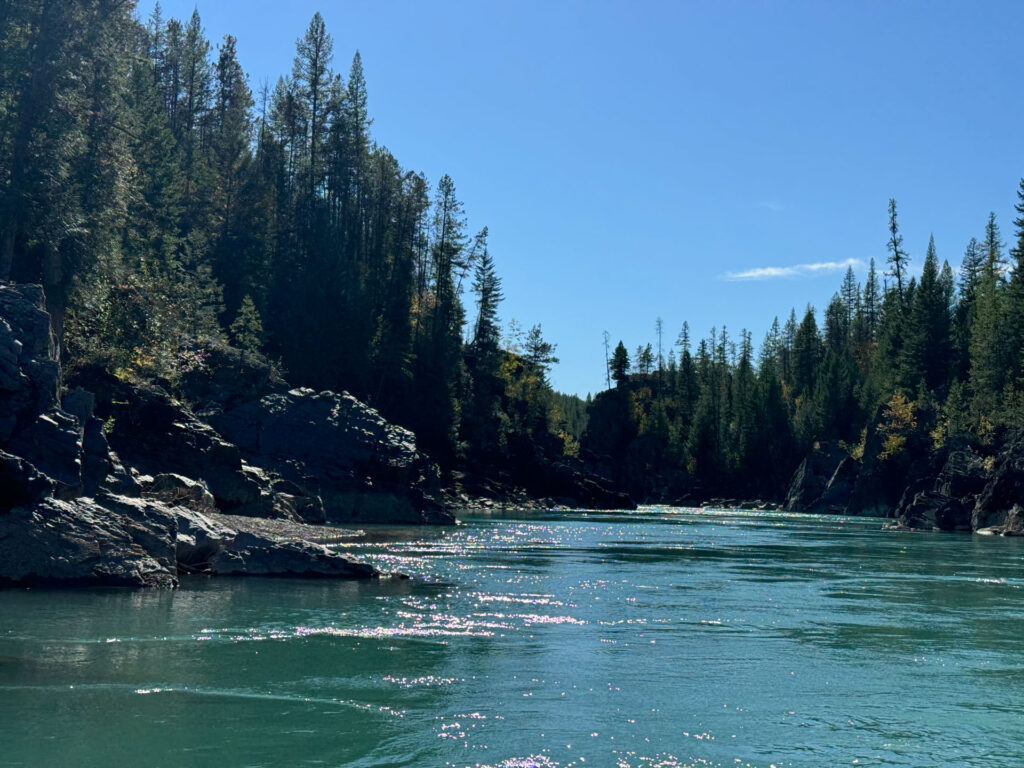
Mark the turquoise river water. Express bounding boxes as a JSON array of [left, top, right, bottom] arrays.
[[1, 507, 1023, 767]]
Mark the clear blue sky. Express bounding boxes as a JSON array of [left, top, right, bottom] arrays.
[[144, 0, 1024, 397]]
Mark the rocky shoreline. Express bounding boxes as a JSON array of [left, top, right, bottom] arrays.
[[6, 277, 1017, 590], [0, 284, 630, 588], [781, 434, 1024, 536]]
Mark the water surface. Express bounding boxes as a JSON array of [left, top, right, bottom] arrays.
[[2, 507, 1023, 767]]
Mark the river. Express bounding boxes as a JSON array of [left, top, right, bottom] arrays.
[[1, 507, 1022, 767]]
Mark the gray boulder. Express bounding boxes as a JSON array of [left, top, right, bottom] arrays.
[[0, 449, 55, 511], [0, 496, 178, 588], [8, 408, 82, 496], [215, 388, 452, 524], [897, 490, 971, 531], [142, 473, 218, 514], [894, 447, 987, 531], [174, 507, 377, 578]]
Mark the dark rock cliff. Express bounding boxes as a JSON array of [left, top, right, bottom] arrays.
[[781, 425, 1024, 536], [0, 284, 398, 587]]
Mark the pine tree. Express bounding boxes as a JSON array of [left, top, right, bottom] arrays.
[[470, 231, 502, 353], [210, 34, 255, 316], [902, 234, 950, 392], [840, 265, 859, 324], [230, 295, 263, 354], [292, 12, 333, 199], [611, 342, 630, 387], [463, 232, 506, 459], [969, 214, 1009, 422], [792, 306, 821, 399], [886, 198, 910, 303]]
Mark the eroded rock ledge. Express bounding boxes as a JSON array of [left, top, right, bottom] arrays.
[[0, 284, 434, 587], [0, 495, 376, 588]]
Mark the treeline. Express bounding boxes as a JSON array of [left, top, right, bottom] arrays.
[[0, 2, 575, 477], [585, 198, 1024, 501]]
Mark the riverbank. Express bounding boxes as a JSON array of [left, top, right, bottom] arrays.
[[0, 283, 629, 588]]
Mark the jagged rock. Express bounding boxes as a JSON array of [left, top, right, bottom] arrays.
[[0, 495, 379, 587], [142, 473, 218, 514], [936, 448, 989, 500], [71, 373, 267, 513], [0, 284, 59, 441], [0, 449, 55, 511], [81, 417, 135, 495], [897, 490, 971, 531], [979, 504, 1024, 535], [973, 445, 1024, 532], [215, 389, 452, 524], [783, 441, 849, 513], [811, 456, 860, 514], [894, 447, 988, 531], [0, 496, 178, 588], [7, 408, 82, 496], [174, 507, 377, 578], [0, 286, 403, 590]]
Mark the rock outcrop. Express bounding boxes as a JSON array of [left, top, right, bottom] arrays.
[[0, 495, 379, 587], [0, 284, 387, 588], [0, 284, 59, 441], [783, 441, 850, 514], [971, 445, 1024, 534], [174, 507, 377, 578], [526, 458, 635, 510], [892, 447, 987, 531], [0, 496, 178, 588], [70, 368, 269, 513], [214, 388, 452, 524], [778, 421, 1024, 537]]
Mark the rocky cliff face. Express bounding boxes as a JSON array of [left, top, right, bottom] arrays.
[[213, 388, 449, 524], [782, 429, 1024, 535], [0, 284, 448, 587]]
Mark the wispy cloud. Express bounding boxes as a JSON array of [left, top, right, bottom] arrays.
[[724, 257, 864, 281], [756, 200, 785, 212]]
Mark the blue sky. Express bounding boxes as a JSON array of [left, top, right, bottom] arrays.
[[144, 0, 1024, 396]]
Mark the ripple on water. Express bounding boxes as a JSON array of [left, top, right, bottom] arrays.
[[4, 506, 1024, 768]]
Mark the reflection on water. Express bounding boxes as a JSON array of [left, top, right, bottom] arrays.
[[2, 506, 1024, 767]]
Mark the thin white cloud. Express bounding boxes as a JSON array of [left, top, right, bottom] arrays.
[[724, 257, 864, 281], [757, 200, 785, 212]]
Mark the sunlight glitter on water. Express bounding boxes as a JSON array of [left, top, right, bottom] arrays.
[[4, 507, 1024, 768]]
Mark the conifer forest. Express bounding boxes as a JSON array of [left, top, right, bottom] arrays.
[[5, 1, 1024, 506]]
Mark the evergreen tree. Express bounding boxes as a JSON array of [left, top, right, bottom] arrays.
[[969, 214, 1009, 422], [292, 12, 333, 199], [611, 342, 630, 386], [886, 198, 910, 302], [230, 295, 264, 354], [902, 235, 951, 392]]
